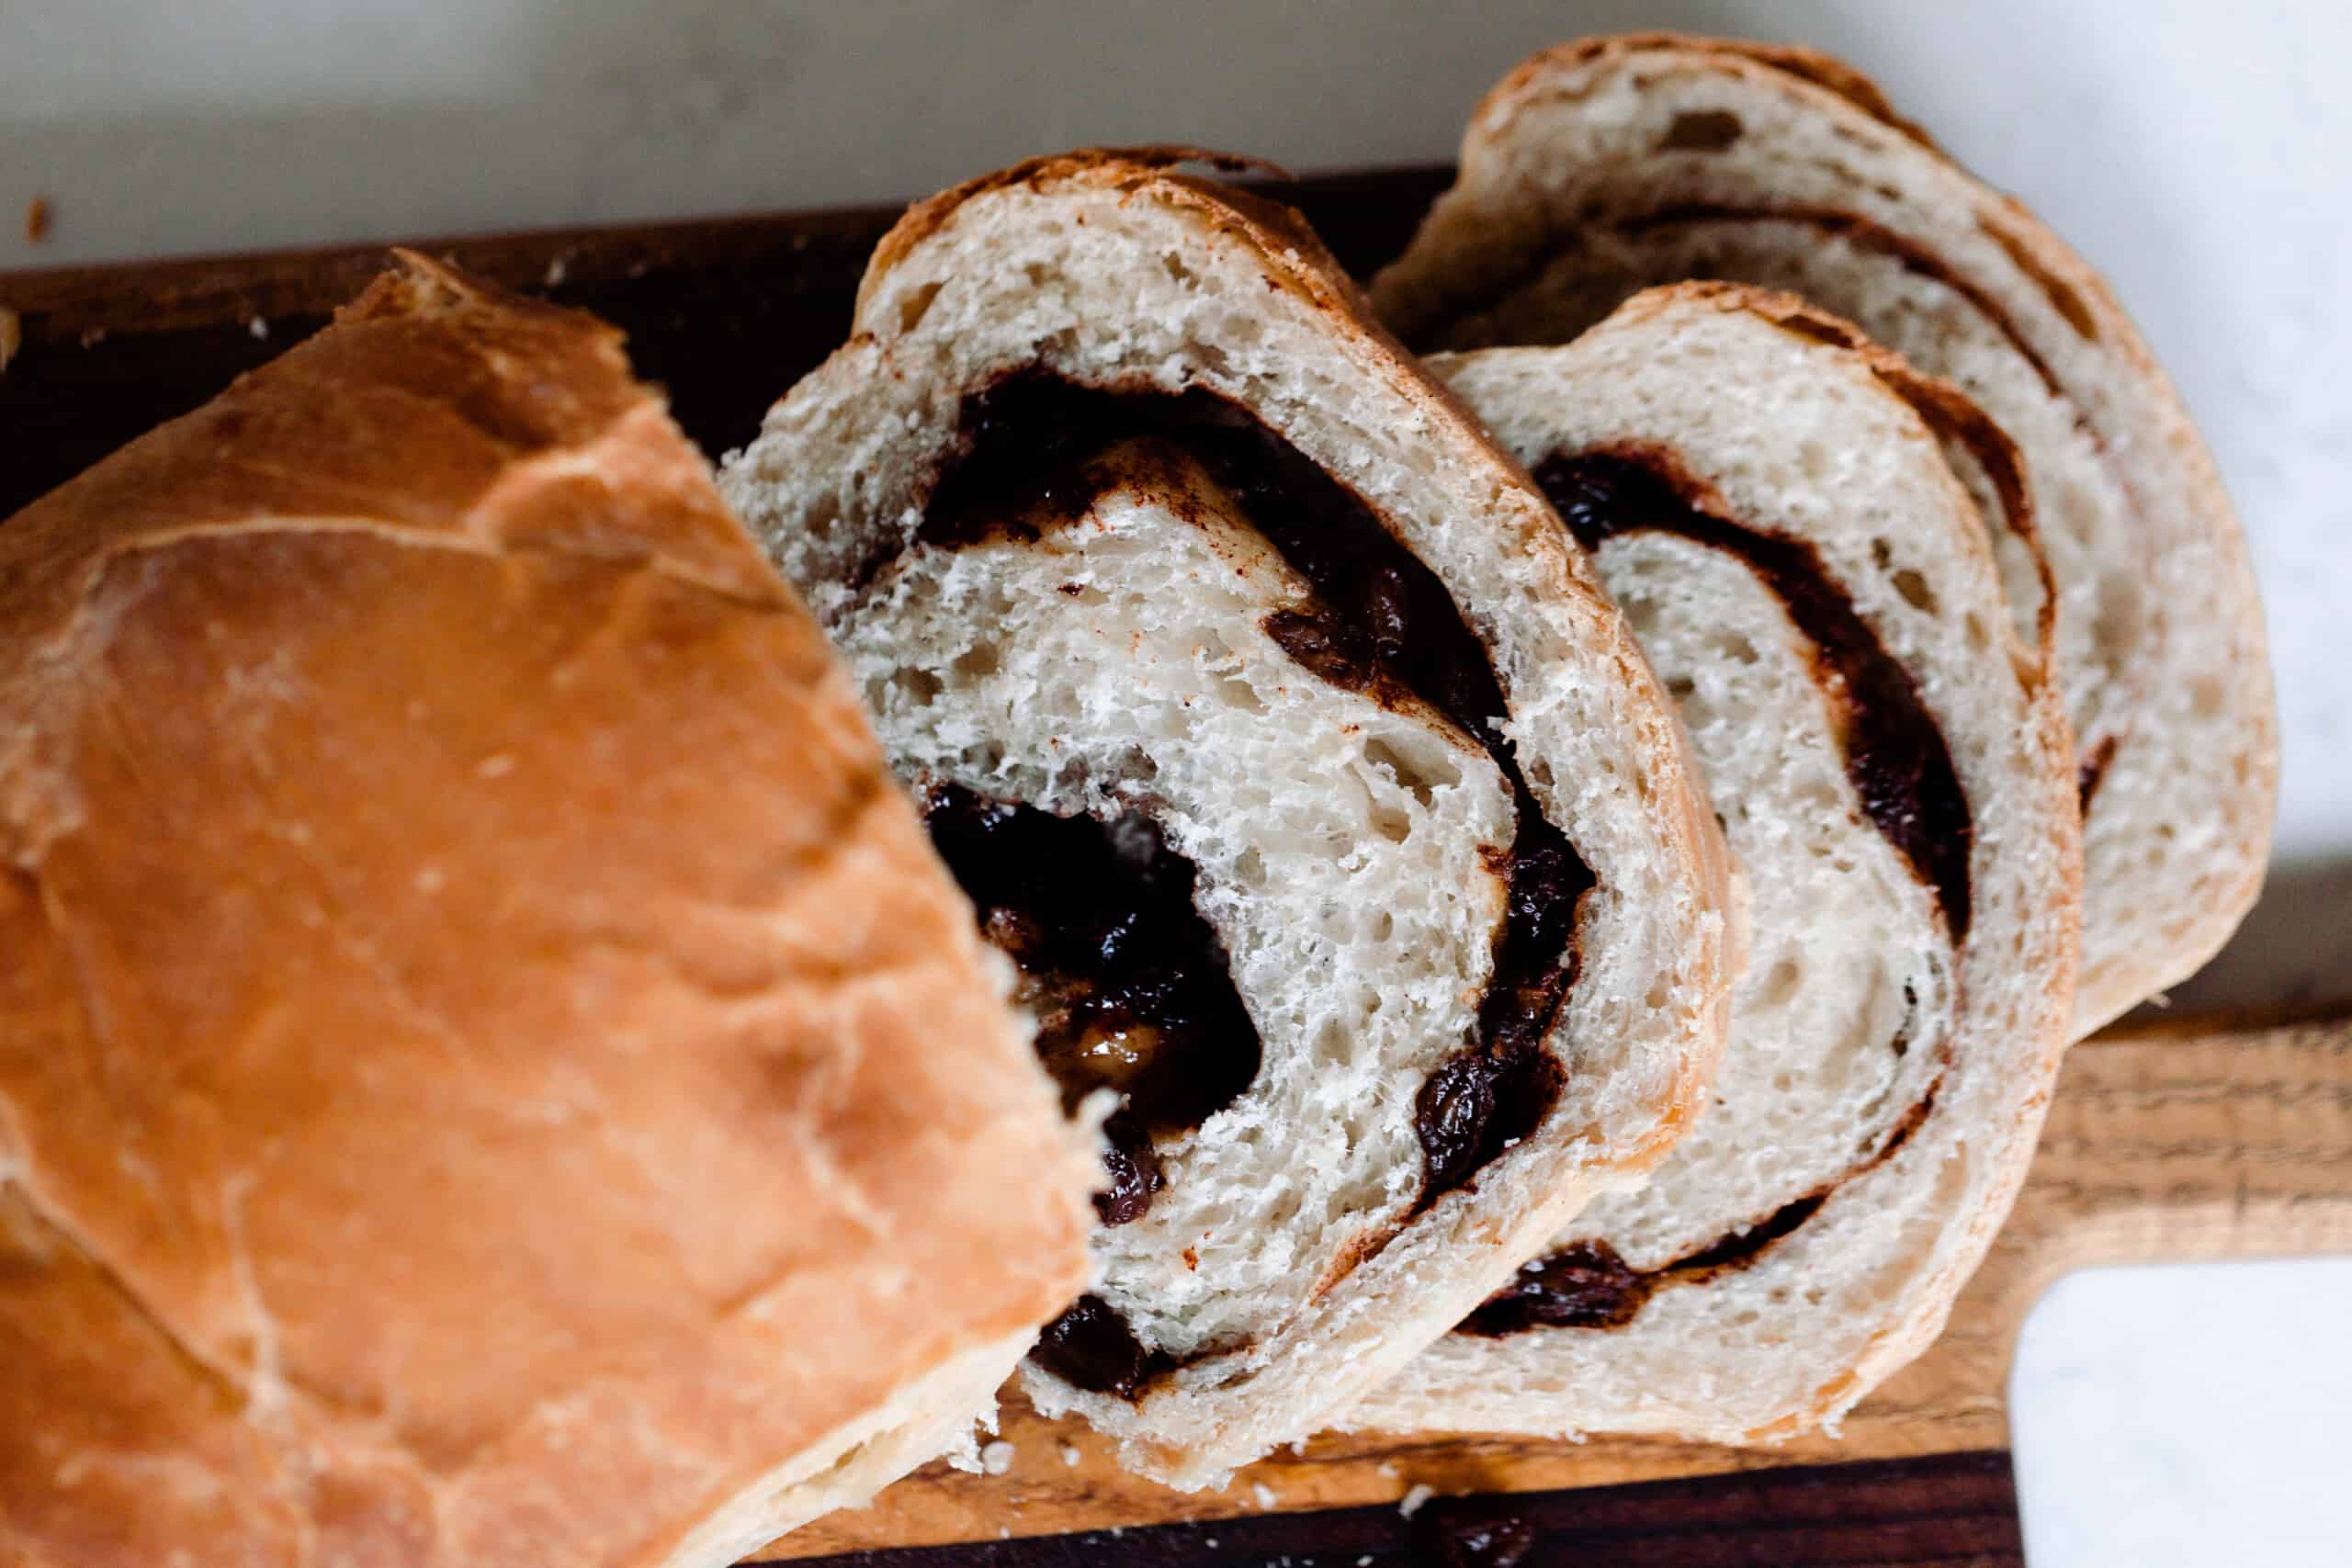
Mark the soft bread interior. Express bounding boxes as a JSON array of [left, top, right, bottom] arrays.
[[845, 445, 1512, 1359], [1348, 288, 2077, 1441], [1431, 221, 2127, 853], [721, 157, 1733, 1486], [1576, 528, 1951, 1265], [1370, 36, 2273, 1033]]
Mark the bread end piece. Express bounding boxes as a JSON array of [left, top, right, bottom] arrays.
[[0, 254, 1099, 1567]]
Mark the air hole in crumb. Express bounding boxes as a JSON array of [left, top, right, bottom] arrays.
[[1371, 909, 1395, 942], [1964, 613, 1990, 650], [1757, 957, 1803, 1009], [1363, 737, 1447, 808], [1893, 569, 1938, 615], [1235, 846, 1267, 887], [1161, 251, 1198, 286], [1871, 536, 1894, 570], [951, 643, 1001, 682], [1023, 262, 1052, 288], [1667, 675, 1697, 701], [894, 667, 944, 705], [1218, 677, 1265, 714], [897, 279, 944, 333], [1661, 109, 1744, 151]]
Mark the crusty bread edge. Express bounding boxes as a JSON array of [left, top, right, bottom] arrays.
[[1350, 280, 2081, 1442], [840, 152, 1737, 1485], [1377, 35, 2276, 1031]]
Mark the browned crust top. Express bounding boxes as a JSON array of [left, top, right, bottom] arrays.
[[1489, 31, 1939, 150], [0, 254, 1095, 1568]]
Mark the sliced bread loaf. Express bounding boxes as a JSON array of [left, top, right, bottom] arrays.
[[1371, 32, 2273, 1033], [719, 152, 1735, 1487], [1350, 284, 2080, 1441]]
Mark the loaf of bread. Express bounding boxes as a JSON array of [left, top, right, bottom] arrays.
[[1371, 32, 2276, 1033], [719, 151, 1736, 1488], [1349, 285, 2080, 1441], [0, 254, 1100, 1568]]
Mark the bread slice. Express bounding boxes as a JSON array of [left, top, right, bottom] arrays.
[[1347, 284, 2080, 1442], [1371, 32, 2275, 1034], [719, 151, 1736, 1488], [0, 254, 1101, 1568]]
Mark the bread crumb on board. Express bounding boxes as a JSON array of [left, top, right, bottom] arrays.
[[248, 317, 270, 342], [978, 1439, 1015, 1476], [1397, 1483, 1437, 1518], [26, 197, 52, 244]]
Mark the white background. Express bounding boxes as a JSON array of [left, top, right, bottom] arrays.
[[5, 3, 2346, 1562]]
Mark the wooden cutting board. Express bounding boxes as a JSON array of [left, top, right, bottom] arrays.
[[763, 1007, 2352, 1562], [5, 173, 2346, 1567]]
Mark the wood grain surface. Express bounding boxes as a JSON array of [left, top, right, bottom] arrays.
[[765, 1009, 2352, 1559], [756, 1451, 2026, 1567]]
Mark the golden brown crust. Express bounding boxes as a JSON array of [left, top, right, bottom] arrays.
[[864, 147, 1295, 311], [0, 254, 1097, 1567], [1488, 31, 1939, 149]]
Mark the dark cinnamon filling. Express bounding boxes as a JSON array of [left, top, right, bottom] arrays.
[[1460, 1081, 1939, 1337], [1452, 451, 1972, 1340], [1028, 1292, 1176, 1400], [1536, 450, 1971, 941], [910, 371, 1597, 1394], [922, 784, 1260, 1227], [1457, 1199, 1822, 1336], [923, 370, 1593, 1206]]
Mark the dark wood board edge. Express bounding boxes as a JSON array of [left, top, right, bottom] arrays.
[[0, 164, 1452, 338], [752, 1451, 2024, 1568], [0, 164, 1453, 520]]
